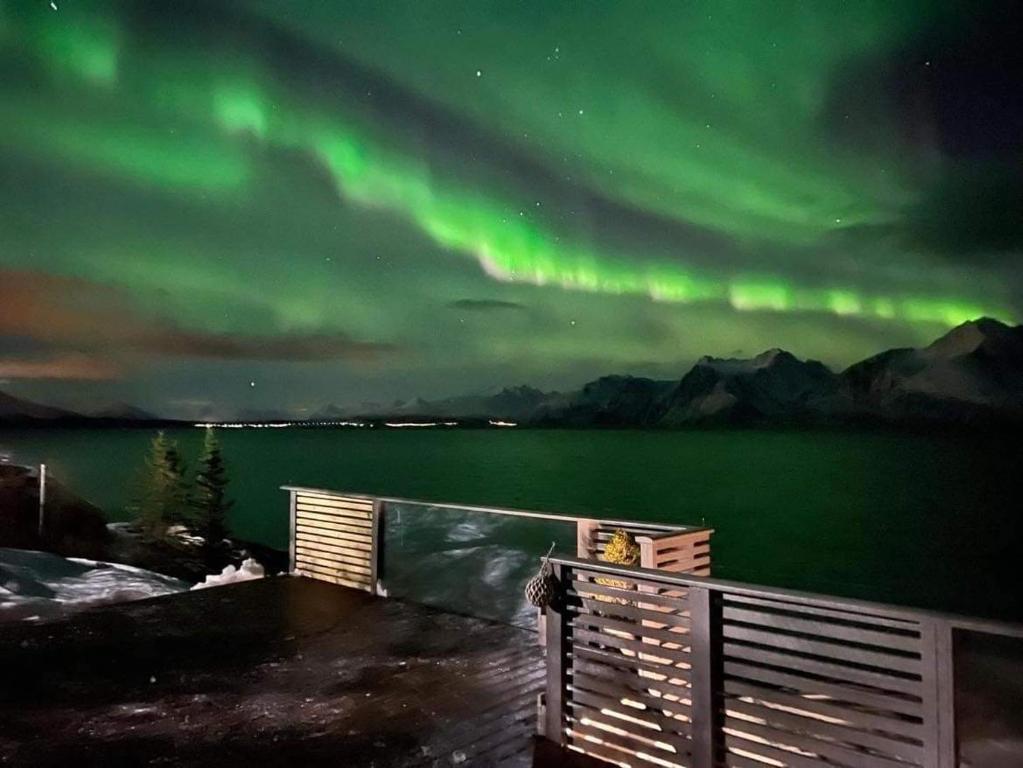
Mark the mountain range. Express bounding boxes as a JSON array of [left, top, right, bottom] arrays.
[[0, 394, 159, 425], [3, 318, 1022, 428], [327, 318, 1023, 428]]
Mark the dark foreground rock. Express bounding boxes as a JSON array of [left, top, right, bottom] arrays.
[[0, 464, 110, 559], [0, 464, 286, 584]]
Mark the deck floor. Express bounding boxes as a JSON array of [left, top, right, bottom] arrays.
[[0, 576, 561, 767]]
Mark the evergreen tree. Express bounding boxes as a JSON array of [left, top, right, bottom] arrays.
[[132, 431, 188, 542], [192, 427, 232, 555]]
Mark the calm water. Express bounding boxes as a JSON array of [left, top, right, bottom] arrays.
[[2, 427, 1021, 621]]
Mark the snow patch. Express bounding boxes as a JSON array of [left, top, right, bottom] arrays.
[[191, 558, 265, 590], [0, 548, 187, 622]]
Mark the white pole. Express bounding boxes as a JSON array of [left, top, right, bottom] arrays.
[[38, 463, 46, 539]]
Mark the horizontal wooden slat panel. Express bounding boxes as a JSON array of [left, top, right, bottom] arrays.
[[295, 552, 371, 574], [723, 660, 923, 717], [569, 579, 690, 610], [294, 553, 371, 574], [571, 675, 692, 729], [723, 605, 921, 653], [656, 557, 711, 574], [295, 507, 372, 522], [572, 644, 692, 680], [294, 525, 373, 547], [724, 697, 925, 765], [570, 597, 692, 629], [722, 642, 921, 696], [725, 714, 917, 768], [294, 511, 372, 532], [295, 493, 373, 510], [294, 531, 370, 548], [724, 679, 924, 741], [294, 551, 372, 575], [722, 730, 845, 768], [655, 541, 711, 555], [722, 625, 922, 674], [295, 525, 373, 551], [569, 611, 692, 647], [572, 657, 693, 703], [294, 535, 374, 560], [723, 593, 922, 632], [573, 652, 691, 686], [291, 491, 378, 593], [568, 710, 690, 758], [546, 556, 948, 768], [567, 729, 677, 768], [571, 670, 692, 717], [574, 628, 691, 666], [295, 503, 373, 521], [295, 558, 371, 581], [570, 688, 691, 742]]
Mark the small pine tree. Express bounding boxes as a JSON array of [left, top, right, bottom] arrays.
[[162, 440, 191, 527], [132, 431, 189, 542], [192, 427, 232, 556]]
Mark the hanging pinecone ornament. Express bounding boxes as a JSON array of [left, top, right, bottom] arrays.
[[525, 542, 557, 608]]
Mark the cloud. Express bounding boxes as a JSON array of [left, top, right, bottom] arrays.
[[140, 329, 396, 361], [0, 269, 397, 378], [448, 299, 526, 312], [0, 355, 119, 381], [0, 353, 121, 381]]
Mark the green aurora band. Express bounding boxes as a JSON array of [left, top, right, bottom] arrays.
[[2, 1, 1008, 328], [0, 0, 1020, 413]]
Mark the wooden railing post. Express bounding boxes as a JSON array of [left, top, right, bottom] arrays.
[[544, 562, 568, 746], [690, 585, 720, 768], [923, 619, 957, 768], [287, 490, 297, 574], [371, 499, 385, 594]]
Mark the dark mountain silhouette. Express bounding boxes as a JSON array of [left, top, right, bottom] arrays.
[[841, 318, 1023, 424], [4, 319, 1022, 429], [90, 403, 159, 421], [655, 349, 841, 426], [337, 318, 1023, 428], [0, 391, 79, 422], [548, 376, 676, 426]]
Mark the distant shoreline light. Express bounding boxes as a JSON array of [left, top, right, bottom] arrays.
[[193, 420, 368, 429], [192, 419, 518, 429], [383, 421, 458, 428]]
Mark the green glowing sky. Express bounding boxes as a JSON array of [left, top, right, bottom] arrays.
[[1, 0, 1020, 418]]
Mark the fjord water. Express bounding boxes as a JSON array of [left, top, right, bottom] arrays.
[[2, 427, 1021, 621]]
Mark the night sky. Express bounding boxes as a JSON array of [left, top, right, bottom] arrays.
[[1, 0, 1021, 418]]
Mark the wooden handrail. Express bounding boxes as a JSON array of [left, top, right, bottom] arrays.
[[281, 485, 709, 533], [546, 554, 1023, 633]]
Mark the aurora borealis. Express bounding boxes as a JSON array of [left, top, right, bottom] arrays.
[[1, 0, 1020, 418]]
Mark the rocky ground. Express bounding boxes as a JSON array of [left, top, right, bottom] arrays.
[[0, 462, 287, 586]]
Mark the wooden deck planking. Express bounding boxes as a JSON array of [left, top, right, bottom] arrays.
[[0, 576, 582, 767]]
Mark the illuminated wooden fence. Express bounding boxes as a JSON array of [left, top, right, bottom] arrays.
[[287, 488, 382, 592], [541, 556, 1023, 768], [284, 485, 714, 595]]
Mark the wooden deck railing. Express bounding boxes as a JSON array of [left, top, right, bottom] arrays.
[[287, 488, 382, 592], [541, 556, 1023, 768], [283, 486, 713, 595]]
